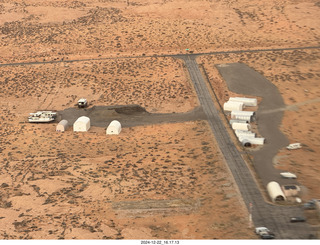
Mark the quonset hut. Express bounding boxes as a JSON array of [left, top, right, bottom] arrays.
[[56, 120, 69, 132], [106, 120, 121, 135], [267, 181, 286, 202], [73, 116, 90, 132], [223, 101, 244, 112], [232, 122, 251, 131], [231, 110, 255, 122]]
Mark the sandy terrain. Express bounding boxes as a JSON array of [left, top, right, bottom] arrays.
[[0, 0, 319, 63], [0, 119, 254, 239], [0, 0, 319, 240]]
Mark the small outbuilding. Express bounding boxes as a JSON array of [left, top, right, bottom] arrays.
[[73, 116, 90, 132], [106, 120, 121, 135], [267, 181, 286, 202], [56, 120, 69, 132], [235, 130, 256, 138]]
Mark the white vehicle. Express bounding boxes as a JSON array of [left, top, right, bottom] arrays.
[[255, 227, 270, 235], [280, 172, 297, 179], [28, 111, 57, 123], [255, 227, 275, 239], [77, 98, 88, 108], [287, 143, 302, 150]]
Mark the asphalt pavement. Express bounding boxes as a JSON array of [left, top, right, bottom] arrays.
[[181, 56, 316, 239], [215, 62, 293, 187]]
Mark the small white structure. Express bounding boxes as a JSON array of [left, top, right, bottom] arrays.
[[235, 130, 256, 138], [237, 136, 265, 145], [232, 122, 251, 131], [231, 110, 255, 122], [73, 116, 90, 132], [267, 181, 286, 202], [223, 101, 244, 111], [56, 120, 69, 132], [106, 120, 121, 135], [229, 119, 249, 125], [229, 97, 257, 107], [286, 143, 302, 150], [280, 172, 297, 179], [247, 137, 265, 145]]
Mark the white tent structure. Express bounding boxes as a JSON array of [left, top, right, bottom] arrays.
[[73, 116, 90, 132], [267, 181, 286, 202], [229, 119, 249, 125], [106, 120, 121, 135], [56, 120, 69, 132], [247, 137, 265, 145], [240, 138, 252, 147], [231, 110, 255, 122], [229, 97, 257, 107], [235, 130, 256, 138], [223, 101, 244, 112], [232, 122, 251, 131], [237, 136, 265, 145]]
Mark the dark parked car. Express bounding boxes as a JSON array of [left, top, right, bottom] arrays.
[[290, 217, 306, 223], [260, 233, 275, 239]]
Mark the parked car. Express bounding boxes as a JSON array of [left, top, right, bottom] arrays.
[[77, 98, 88, 108], [290, 217, 306, 223], [260, 233, 275, 239], [255, 227, 275, 239], [304, 200, 316, 210]]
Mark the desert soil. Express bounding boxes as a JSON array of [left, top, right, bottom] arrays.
[[0, 0, 319, 240]]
